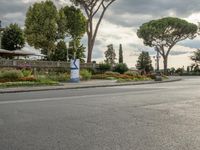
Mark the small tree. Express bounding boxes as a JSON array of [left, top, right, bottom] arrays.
[[70, 0, 116, 63], [136, 51, 153, 73], [99, 63, 111, 73], [104, 44, 116, 65], [137, 17, 198, 74], [119, 44, 123, 63], [1, 23, 25, 50]]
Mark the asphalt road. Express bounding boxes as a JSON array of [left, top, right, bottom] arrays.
[[0, 76, 200, 150]]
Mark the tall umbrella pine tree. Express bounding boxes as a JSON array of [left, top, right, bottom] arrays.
[[137, 17, 198, 74], [70, 0, 116, 63]]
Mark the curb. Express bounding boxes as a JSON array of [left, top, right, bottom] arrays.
[[0, 78, 182, 94]]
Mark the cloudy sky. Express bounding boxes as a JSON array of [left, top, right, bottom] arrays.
[[0, 0, 200, 68]]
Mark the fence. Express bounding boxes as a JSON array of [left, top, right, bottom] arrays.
[[0, 59, 98, 71]]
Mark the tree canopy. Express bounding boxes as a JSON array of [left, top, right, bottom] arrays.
[[60, 6, 86, 40], [25, 1, 86, 61], [137, 17, 198, 74], [1, 23, 25, 51], [24, 0, 58, 59]]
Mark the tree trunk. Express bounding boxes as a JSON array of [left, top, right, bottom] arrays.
[[87, 30, 94, 63], [163, 56, 168, 75], [87, 41, 92, 63]]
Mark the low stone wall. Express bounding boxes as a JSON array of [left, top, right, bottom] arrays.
[[0, 59, 98, 70]]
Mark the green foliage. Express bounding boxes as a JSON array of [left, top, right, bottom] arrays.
[[136, 51, 153, 73], [119, 44, 123, 63], [137, 17, 198, 73], [113, 63, 128, 74], [104, 44, 116, 65], [80, 69, 92, 80], [124, 70, 140, 76], [60, 6, 86, 40], [51, 40, 67, 61], [25, 1, 58, 59], [1, 23, 25, 50], [0, 81, 58, 88], [0, 69, 24, 81], [169, 67, 176, 74], [47, 73, 70, 82], [68, 39, 86, 62], [25, 1, 87, 60], [99, 63, 111, 73], [175, 67, 184, 74], [191, 64, 200, 72], [191, 49, 200, 65], [137, 17, 197, 47], [21, 69, 32, 77]]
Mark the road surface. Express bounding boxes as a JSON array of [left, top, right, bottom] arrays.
[[0, 76, 200, 150]]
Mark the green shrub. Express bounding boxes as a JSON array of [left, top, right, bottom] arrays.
[[124, 70, 139, 76], [99, 63, 111, 73], [80, 69, 92, 80], [21, 69, 32, 77], [147, 73, 157, 80], [113, 63, 128, 74], [0, 69, 24, 81]]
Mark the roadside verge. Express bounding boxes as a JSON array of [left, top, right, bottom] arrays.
[[0, 77, 182, 94]]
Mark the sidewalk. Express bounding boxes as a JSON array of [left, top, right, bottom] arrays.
[[0, 77, 181, 94]]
